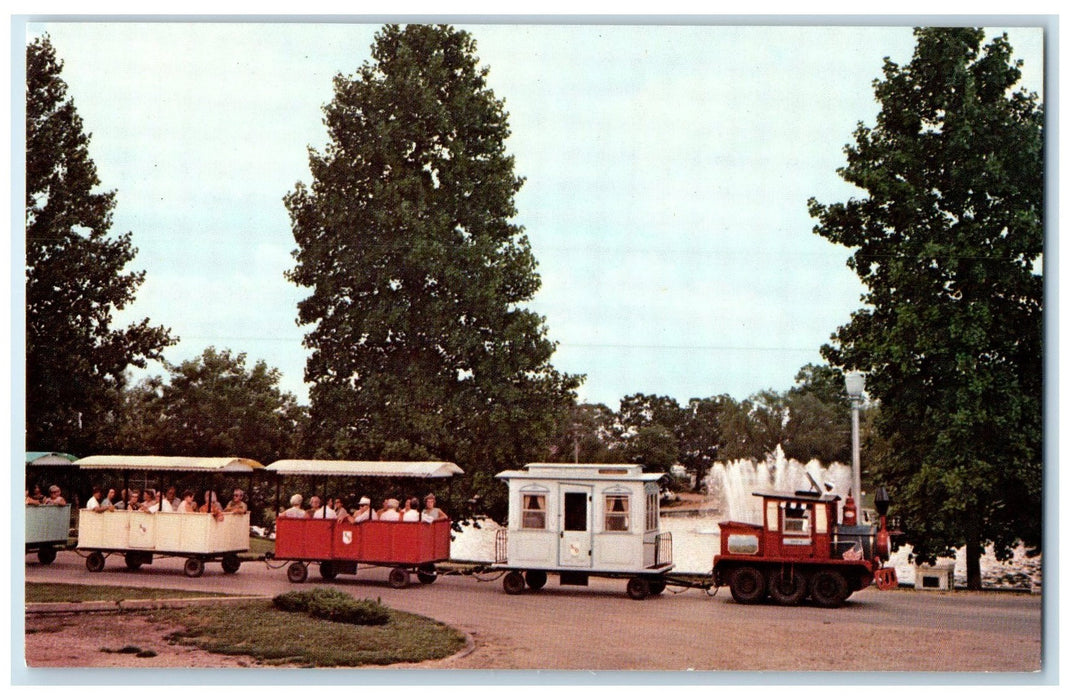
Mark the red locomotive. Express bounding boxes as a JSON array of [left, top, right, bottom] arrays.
[[713, 480, 898, 607]]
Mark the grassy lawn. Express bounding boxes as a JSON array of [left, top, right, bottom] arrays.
[[25, 582, 233, 603], [148, 599, 467, 667]]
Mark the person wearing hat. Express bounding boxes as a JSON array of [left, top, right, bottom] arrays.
[[348, 496, 373, 523]]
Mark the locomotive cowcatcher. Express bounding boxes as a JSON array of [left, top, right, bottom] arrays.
[[713, 482, 898, 607]]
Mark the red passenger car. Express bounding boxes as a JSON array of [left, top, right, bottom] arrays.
[[266, 460, 462, 588]]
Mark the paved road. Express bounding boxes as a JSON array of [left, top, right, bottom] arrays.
[[23, 551, 1044, 672]]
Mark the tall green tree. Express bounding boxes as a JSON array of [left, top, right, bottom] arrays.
[[117, 347, 306, 464], [285, 25, 580, 520], [808, 28, 1043, 588], [26, 35, 175, 455]]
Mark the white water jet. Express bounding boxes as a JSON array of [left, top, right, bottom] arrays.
[[706, 445, 854, 524]]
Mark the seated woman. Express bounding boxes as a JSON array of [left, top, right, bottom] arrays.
[[421, 493, 447, 522], [280, 494, 307, 518], [176, 490, 197, 513], [199, 491, 224, 520], [44, 485, 68, 506]]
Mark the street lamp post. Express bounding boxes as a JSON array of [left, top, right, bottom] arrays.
[[845, 371, 866, 502]]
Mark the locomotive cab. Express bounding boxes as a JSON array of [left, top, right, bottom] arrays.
[[713, 485, 898, 607]]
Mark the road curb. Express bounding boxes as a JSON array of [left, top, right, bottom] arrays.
[[26, 596, 268, 615]]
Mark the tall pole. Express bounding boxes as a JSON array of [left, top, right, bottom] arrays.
[[850, 396, 862, 501], [845, 371, 866, 501]]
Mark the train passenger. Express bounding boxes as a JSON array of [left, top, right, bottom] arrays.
[[177, 490, 197, 513], [280, 494, 307, 518], [44, 485, 68, 506], [86, 485, 115, 513], [378, 498, 401, 521], [200, 491, 224, 520], [32, 485, 45, 502], [348, 496, 373, 523], [140, 489, 160, 513], [25, 490, 41, 506], [223, 489, 248, 515], [401, 497, 421, 522], [160, 486, 180, 512], [308, 495, 336, 519], [422, 493, 447, 522], [124, 488, 141, 511], [104, 488, 117, 509]]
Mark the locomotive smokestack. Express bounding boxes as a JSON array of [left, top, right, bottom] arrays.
[[874, 486, 890, 517]]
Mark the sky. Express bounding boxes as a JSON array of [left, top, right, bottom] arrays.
[[18, 20, 1046, 409]]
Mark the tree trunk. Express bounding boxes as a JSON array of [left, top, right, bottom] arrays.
[[965, 514, 983, 590]]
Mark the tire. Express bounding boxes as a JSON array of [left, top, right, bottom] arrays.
[[319, 562, 337, 580], [729, 566, 767, 604], [648, 578, 666, 596], [37, 546, 56, 565], [287, 562, 308, 584], [626, 577, 651, 600], [810, 569, 849, 608], [524, 570, 547, 591], [388, 567, 410, 589], [125, 552, 145, 571], [768, 568, 808, 605], [502, 571, 525, 595], [86, 551, 105, 573], [417, 565, 437, 585], [222, 554, 241, 574], [183, 557, 205, 578]]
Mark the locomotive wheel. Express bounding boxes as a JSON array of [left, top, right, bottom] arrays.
[[810, 569, 849, 608], [768, 569, 808, 605], [729, 566, 767, 604], [417, 565, 438, 585], [524, 570, 547, 591], [222, 554, 241, 574], [287, 562, 309, 583], [626, 577, 651, 600], [125, 552, 146, 570], [86, 551, 105, 572], [502, 571, 525, 595], [184, 557, 205, 578], [37, 545, 57, 565], [319, 562, 338, 580], [388, 567, 410, 589], [648, 578, 666, 596]]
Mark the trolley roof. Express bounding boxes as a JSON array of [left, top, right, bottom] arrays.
[[26, 451, 78, 466], [265, 460, 463, 478], [496, 463, 664, 482], [74, 455, 264, 472]]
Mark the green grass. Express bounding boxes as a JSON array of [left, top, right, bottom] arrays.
[[25, 583, 232, 603], [149, 599, 466, 667]]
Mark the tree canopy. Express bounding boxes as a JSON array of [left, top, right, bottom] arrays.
[[26, 35, 175, 455], [808, 28, 1043, 588], [285, 25, 580, 519]]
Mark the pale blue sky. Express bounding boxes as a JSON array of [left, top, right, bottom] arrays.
[[22, 21, 1045, 408]]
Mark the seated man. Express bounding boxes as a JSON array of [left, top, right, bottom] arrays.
[[377, 498, 401, 522], [86, 485, 114, 513], [223, 489, 248, 515], [348, 496, 373, 523], [44, 485, 68, 506], [308, 495, 336, 519]]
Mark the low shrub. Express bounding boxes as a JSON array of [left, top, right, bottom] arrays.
[[273, 587, 390, 626]]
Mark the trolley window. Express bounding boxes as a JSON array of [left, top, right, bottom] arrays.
[[783, 504, 811, 534], [604, 493, 630, 532], [646, 491, 659, 531], [521, 493, 547, 529]]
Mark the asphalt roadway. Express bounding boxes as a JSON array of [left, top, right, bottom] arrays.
[[22, 550, 1045, 675]]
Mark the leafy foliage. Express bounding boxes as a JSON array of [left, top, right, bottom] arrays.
[[285, 25, 580, 520], [25, 35, 175, 455], [117, 347, 306, 464], [808, 28, 1043, 587], [273, 588, 391, 626]]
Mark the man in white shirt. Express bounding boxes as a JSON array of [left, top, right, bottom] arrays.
[[309, 495, 336, 519]]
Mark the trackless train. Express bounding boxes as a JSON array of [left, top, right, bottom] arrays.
[[26, 454, 899, 608]]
